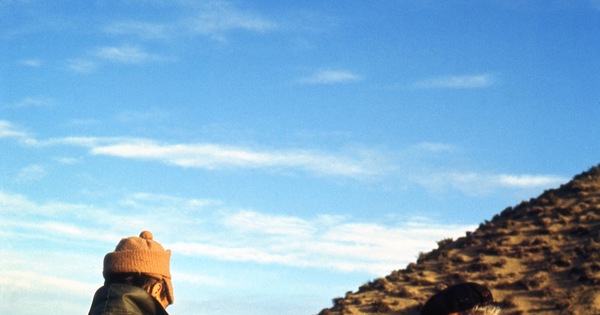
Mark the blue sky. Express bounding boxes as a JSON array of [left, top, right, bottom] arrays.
[[1, 1, 599, 314]]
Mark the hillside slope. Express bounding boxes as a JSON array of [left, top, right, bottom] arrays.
[[318, 165, 600, 315]]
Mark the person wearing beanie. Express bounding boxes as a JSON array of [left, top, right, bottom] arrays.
[[421, 282, 500, 315], [88, 231, 175, 315]]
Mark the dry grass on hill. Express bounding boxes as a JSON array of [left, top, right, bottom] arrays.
[[317, 165, 600, 315]]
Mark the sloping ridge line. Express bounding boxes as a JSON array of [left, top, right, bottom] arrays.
[[318, 164, 600, 315]]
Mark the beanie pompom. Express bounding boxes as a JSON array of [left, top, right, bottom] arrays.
[[140, 230, 153, 240]]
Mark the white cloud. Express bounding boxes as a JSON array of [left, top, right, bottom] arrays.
[[1, 191, 473, 275], [104, 21, 171, 39], [7, 97, 53, 108], [298, 70, 362, 85], [68, 2, 275, 74], [118, 192, 220, 215], [172, 209, 473, 274], [0, 121, 568, 193], [31, 136, 143, 149], [16, 164, 47, 182], [497, 174, 567, 188], [66, 118, 102, 126], [0, 120, 39, 146], [410, 74, 494, 89], [224, 210, 316, 237], [66, 59, 97, 73], [89, 140, 385, 178], [0, 127, 385, 179], [115, 108, 172, 123], [19, 59, 42, 67], [0, 120, 28, 138], [47, 136, 111, 148], [54, 157, 81, 165], [411, 142, 459, 153], [0, 270, 96, 296], [171, 242, 299, 265], [413, 171, 567, 195], [94, 45, 163, 64], [184, 1, 277, 36], [103, 2, 277, 43], [0, 192, 156, 244], [0, 250, 100, 315]]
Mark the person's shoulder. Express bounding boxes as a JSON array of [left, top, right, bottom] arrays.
[[89, 284, 153, 315]]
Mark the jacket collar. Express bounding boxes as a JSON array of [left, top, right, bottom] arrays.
[[88, 283, 169, 315]]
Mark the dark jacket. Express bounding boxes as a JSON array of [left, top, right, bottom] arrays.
[[88, 283, 169, 315]]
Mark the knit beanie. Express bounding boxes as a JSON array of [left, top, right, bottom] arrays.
[[103, 230, 174, 304], [421, 282, 493, 315]]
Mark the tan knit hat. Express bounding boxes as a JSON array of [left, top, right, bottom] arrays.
[[103, 230, 174, 304]]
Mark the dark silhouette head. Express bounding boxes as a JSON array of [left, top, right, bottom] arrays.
[[421, 282, 493, 315]]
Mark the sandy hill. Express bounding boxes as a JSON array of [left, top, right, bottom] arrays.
[[317, 165, 600, 315]]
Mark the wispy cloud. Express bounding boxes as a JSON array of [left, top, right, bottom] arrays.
[[410, 74, 494, 89], [0, 191, 151, 244], [410, 142, 460, 153], [120, 192, 220, 210], [88, 139, 385, 178], [412, 171, 568, 195], [0, 120, 25, 138], [16, 164, 47, 182], [66, 118, 103, 127], [115, 108, 172, 124], [103, 21, 171, 40], [58, 1, 278, 74], [94, 45, 164, 64], [103, 1, 277, 42], [66, 59, 97, 73], [0, 249, 101, 313], [69, 1, 276, 74], [0, 117, 568, 196], [497, 174, 567, 188], [224, 210, 317, 237], [1, 121, 567, 192], [183, 1, 277, 37], [66, 45, 165, 73], [0, 270, 96, 297], [6, 97, 53, 108], [298, 70, 362, 85], [174, 210, 473, 274], [1, 191, 473, 275], [0, 120, 34, 144], [19, 59, 42, 67], [2, 130, 122, 148]]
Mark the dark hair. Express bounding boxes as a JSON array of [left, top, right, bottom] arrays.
[[421, 282, 493, 315], [105, 273, 168, 301]]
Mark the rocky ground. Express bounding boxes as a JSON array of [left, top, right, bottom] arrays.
[[317, 165, 600, 315]]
